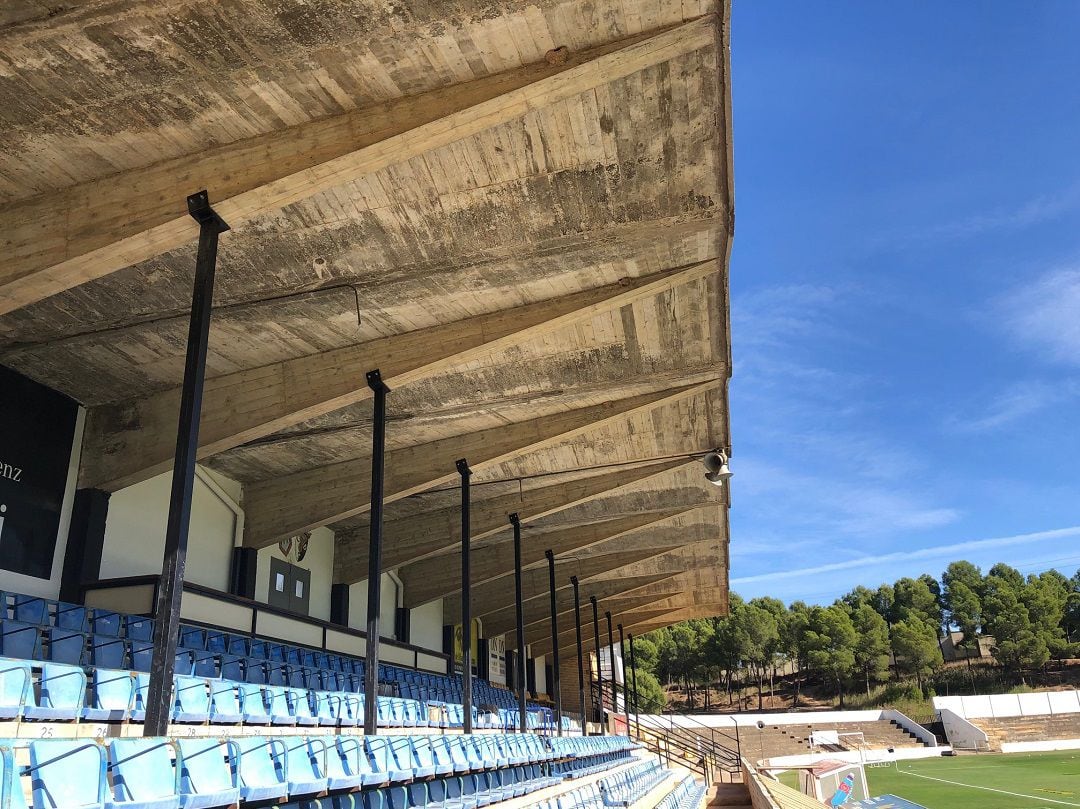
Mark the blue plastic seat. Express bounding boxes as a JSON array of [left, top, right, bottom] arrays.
[[24, 662, 85, 720], [234, 737, 287, 804], [12, 597, 50, 626], [45, 627, 86, 665], [312, 691, 337, 726], [53, 603, 89, 633], [208, 680, 242, 724], [204, 632, 227, 654], [91, 635, 127, 669], [124, 617, 155, 642], [130, 672, 152, 722], [237, 683, 271, 724], [0, 745, 28, 809], [226, 636, 249, 657], [83, 668, 134, 722], [191, 651, 217, 678], [173, 676, 210, 723], [265, 685, 294, 725], [409, 737, 436, 779], [173, 650, 195, 677], [106, 738, 181, 809], [445, 737, 470, 774], [130, 640, 153, 672], [248, 639, 267, 659], [176, 738, 240, 809], [362, 789, 386, 809], [243, 659, 266, 684], [324, 737, 364, 791], [287, 686, 318, 726], [282, 736, 329, 797], [429, 737, 454, 777], [444, 777, 474, 809], [219, 655, 243, 682], [91, 611, 122, 637], [336, 692, 361, 727], [0, 620, 41, 660], [29, 739, 107, 808], [178, 626, 206, 651], [0, 660, 31, 720], [366, 737, 410, 784]]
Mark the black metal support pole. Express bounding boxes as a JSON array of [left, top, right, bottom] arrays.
[[629, 633, 640, 741], [363, 370, 390, 735], [143, 191, 228, 738], [509, 513, 527, 733], [618, 623, 630, 736], [545, 550, 563, 736], [605, 611, 618, 734], [571, 576, 586, 735], [457, 459, 473, 734], [590, 595, 604, 735]]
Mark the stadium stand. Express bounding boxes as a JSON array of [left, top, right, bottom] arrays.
[[0, 734, 640, 808], [0, 591, 572, 734], [737, 720, 929, 759], [968, 714, 1080, 751], [525, 759, 683, 809]]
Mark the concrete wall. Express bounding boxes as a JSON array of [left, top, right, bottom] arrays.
[[934, 690, 1080, 718], [410, 599, 443, 653], [348, 573, 401, 640], [100, 465, 241, 591], [0, 409, 85, 600], [937, 708, 989, 751], [534, 654, 548, 694], [254, 526, 335, 622]]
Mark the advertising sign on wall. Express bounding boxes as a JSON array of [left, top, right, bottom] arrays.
[[0, 366, 78, 580], [487, 635, 507, 685]]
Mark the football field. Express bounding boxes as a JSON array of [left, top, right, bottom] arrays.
[[865, 752, 1080, 809]]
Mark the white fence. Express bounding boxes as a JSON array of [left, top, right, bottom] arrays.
[[933, 689, 1080, 719]]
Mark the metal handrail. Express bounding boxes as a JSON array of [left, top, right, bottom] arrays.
[[591, 680, 741, 779]]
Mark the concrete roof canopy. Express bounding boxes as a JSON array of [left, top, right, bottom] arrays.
[[0, 0, 734, 649]]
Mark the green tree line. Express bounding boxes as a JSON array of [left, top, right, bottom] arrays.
[[627, 562, 1080, 711]]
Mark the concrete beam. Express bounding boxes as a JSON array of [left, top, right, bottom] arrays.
[[82, 261, 716, 491], [0, 17, 716, 314], [244, 380, 720, 546], [335, 459, 690, 580]]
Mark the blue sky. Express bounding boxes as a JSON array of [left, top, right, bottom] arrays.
[[727, 3, 1080, 605]]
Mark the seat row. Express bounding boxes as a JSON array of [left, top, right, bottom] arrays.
[[0, 733, 631, 809], [654, 776, 706, 809], [0, 662, 462, 728], [0, 590, 544, 732], [0, 595, 151, 639], [525, 760, 668, 809]]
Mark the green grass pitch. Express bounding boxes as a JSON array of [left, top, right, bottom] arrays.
[[863, 752, 1080, 808]]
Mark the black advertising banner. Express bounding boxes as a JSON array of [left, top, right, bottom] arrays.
[[0, 365, 78, 579]]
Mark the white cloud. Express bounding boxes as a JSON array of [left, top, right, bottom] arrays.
[[948, 380, 1078, 432], [1004, 268, 1080, 365], [731, 526, 1080, 585]]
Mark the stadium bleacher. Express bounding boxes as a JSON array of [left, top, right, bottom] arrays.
[[0, 591, 569, 733], [969, 714, 1080, 751], [0, 589, 703, 809], [0, 733, 640, 808]]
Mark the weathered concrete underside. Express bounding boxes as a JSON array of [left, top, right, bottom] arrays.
[[0, 0, 734, 643]]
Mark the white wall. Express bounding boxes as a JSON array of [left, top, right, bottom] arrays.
[[411, 598, 444, 653], [934, 690, 1080, 718], [0, 409, 85, 599], [348, 573, 400, 639], [534, 654, 548, 694], [254, 525, 335, 622], [101, 466, 240, 591]]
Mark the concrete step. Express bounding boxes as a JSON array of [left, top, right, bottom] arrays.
[[709, 784, 752, 806]]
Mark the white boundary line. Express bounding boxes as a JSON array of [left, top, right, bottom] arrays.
[[897, 768, 1080, 807]]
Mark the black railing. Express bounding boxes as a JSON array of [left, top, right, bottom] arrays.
[[591, 680, 741, 783]]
